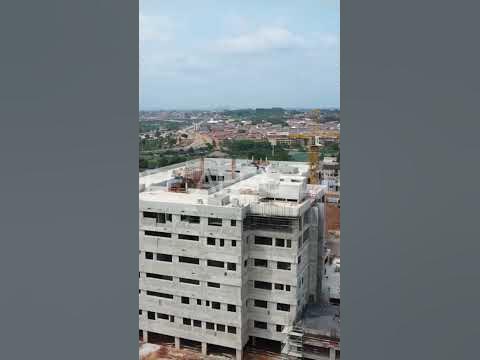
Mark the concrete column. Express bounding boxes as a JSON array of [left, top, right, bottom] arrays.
[[175, 337, 180, 349], [143, 331, 148, 343], [329, 347, 336, 360], [201, 342, 207, 355], [236, 349, 243, 360], [251, 336, 256, 346]]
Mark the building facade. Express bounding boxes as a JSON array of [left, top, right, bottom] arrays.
[[139, 159, 326, 359]]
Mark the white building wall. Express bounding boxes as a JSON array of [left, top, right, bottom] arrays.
[[139, 201, 247, 352], [139, 192, 325, 354]]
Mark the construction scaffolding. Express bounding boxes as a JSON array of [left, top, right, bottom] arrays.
[[281, 326, 304, 359], [166, 176, 187, 192], [244, 214, 300, 233]]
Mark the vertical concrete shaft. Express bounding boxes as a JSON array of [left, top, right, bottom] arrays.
[[201, 342, 207, 355], [236, 349, 243, 360], [329, 347, 336, 360], [143, 330, 148, 343], [175, 337, 180, 349]]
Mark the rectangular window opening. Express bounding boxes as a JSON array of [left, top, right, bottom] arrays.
[[145, 230, 172, 238], [180, 215, 200, 224], [254, 321, 267, 330], [211, 301, 220, 310], [254, 299, 268, 308], [208, 217, 222, 226], [146, 291, 173, 299], [143, 211, 157, 219], [178, 234, 199, 241], [277, 262, 291, 271], [146, 273, 173, 281], [179, 256, 200, 265], [254, 236, 272, 246], [254, 281, 272, 290], [179, 277, 200, 285], [156, 313, 169, 320], [277, 303, 291, 312], [156, 253, 172, 262], [207, 260, 224, 268], [254, 258, 268, 268]]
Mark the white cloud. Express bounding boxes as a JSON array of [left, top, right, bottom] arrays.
[[213, 27, 305, 54]]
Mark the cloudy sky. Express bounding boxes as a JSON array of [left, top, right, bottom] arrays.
[[140, 0, 339, 110]]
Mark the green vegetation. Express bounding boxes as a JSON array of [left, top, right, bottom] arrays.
[[322, 142, 339, 158], [139, 135, 177, 152], [222, 139, 339, 163], [139, 119, 191, 133], [140, 154, 188, 170], [139, 122, 162, 133], [139, 146, 211, 171], [288, 142, 340, 162], [222, 140, 289, 161], [223, 108, 288, 127]]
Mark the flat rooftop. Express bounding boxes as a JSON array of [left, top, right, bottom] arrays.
[[139, 158, 326, 209], [298, 303, 340, 337]]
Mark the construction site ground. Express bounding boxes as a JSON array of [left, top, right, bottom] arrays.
[[326, 203, 340, 232], [140, 342, 283, 360]]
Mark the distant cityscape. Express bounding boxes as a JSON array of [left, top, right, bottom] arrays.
[[139, 108, 340, 174]]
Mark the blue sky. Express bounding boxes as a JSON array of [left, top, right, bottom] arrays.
[[140, 0, 339, 110]]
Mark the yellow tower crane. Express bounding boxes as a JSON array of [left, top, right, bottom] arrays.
[[288, 133, 323, 184]]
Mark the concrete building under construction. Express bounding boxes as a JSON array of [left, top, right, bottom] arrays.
[[139, 158, 332, 359]]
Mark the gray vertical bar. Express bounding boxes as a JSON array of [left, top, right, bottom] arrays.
[[342, 0, 480, 359], [0, 1, 138, 359]]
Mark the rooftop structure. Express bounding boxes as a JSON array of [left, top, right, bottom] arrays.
[[139, 159, 329, 359]]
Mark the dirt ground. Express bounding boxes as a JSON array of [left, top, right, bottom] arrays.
[[326, 203, 340, 232]]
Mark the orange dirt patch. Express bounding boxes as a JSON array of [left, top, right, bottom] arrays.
[[326, 203, 340, 231]]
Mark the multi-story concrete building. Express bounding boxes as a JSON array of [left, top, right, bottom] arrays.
[[320, 157, 340, 194], [139, 158, 327, 359]]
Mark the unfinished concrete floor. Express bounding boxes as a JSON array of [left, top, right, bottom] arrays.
[[140, 342, 232, 360], [140, 342, 283, 360]]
